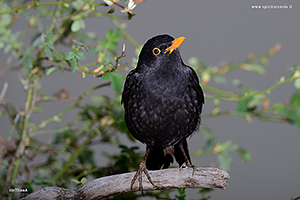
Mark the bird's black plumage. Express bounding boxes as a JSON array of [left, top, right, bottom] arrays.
[[122, 34, 204, 191]]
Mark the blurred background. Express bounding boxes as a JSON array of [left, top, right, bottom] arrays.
[[1, 0, 300, 199]]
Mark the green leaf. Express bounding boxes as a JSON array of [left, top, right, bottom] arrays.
[[71, 19, 85, 32], [0, 11, 11, 28], [71, 20, 81, 32], [91, 95, 104, 103], [3, 44, 12, 54], [119, 144, 128, 150], [100, 40, 108, 47], [80, 177, 87, 185], [88, 48, 98, 56], [175, 188, 186, 200], [236, 99, 248, 112], [21, 50, 34, 68], [159, 189, 171, 199], [106, 29, 114, 40], [72, 0, 85, 10], [273, 103, 286, 114], [65, 51, 74, 60], [111, 73, 123, 91], [247, 94, 265, 108], [177, 188, 185, 195], [106, 29, 122, 42], [100, 41, 117, 50], [45, 46, 52, 58], [291, 91, 300, 107], [107, 42, 117, 50], [110, 32, 122, 42], [294, 77, 300, 89], [71, 57, 77, 73], [101, 72, 112, 80], [45, 33, 55, 41], [38, 41, 46, 48], [130, 146, 139, 150], [30, 32, 42, 45], [215, 141, 232, 152], [53, 54, 61, 61], [46, 67, 57, 76], [25, 181, 34, 194], [236, 90, 257, 112], [46, 41, 54, 50], [71, 179, 80, 184], [25, 57, 33, 68], [75, 50, 84, 60], [237, 147, 251, 162]]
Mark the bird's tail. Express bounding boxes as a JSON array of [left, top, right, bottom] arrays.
[[146, 147, 173, 170], [174, 139, 191, 167]]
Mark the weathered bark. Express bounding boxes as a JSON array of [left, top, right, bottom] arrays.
[[21, 167, 230, 200]]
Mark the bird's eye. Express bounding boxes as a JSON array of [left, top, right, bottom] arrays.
[[152, 48, 161, 56]]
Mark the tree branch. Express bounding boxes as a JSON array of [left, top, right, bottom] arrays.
[[21, 167, 229, 200]]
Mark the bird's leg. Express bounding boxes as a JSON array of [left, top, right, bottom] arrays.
[[179, 145, 196, 176], [131, 148, 157, 195]]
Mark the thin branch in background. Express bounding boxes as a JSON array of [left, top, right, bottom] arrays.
[[0, 56, 13, 77], [0, 82, 8, 105]]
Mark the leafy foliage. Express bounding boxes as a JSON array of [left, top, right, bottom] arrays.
[[0, 0, 299, 200]]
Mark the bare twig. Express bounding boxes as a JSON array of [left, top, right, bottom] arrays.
[[21, 167, 229, 200], [0, 82, 8, 105]]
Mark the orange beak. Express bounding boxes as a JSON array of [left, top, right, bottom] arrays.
[[164, 36, 185, 54]]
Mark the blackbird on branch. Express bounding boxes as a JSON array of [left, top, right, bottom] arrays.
[[122, 34, 204, 193]]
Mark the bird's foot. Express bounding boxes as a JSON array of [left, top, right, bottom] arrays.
[[179, 162, 197, 176], [179, 162, 187, 170], [131, 162, 157, 195]]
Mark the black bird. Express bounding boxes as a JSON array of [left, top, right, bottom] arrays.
[[122, 34, 204, 192]]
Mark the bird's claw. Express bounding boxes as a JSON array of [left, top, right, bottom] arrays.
[[131, 162, 157, 196], [179, 162, 187, 170], [179, 162, 196, 176]]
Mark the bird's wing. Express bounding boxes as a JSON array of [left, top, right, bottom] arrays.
[[187, 65, 205, 106], [121, 69, 137, 105]]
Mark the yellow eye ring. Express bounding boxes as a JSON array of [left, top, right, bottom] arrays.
[[152, 48, 161, 56]]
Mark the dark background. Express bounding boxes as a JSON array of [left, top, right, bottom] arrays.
[[1, 0, 300, 199]]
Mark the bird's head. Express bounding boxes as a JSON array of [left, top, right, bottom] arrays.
[[137, 34, 185, 68]]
